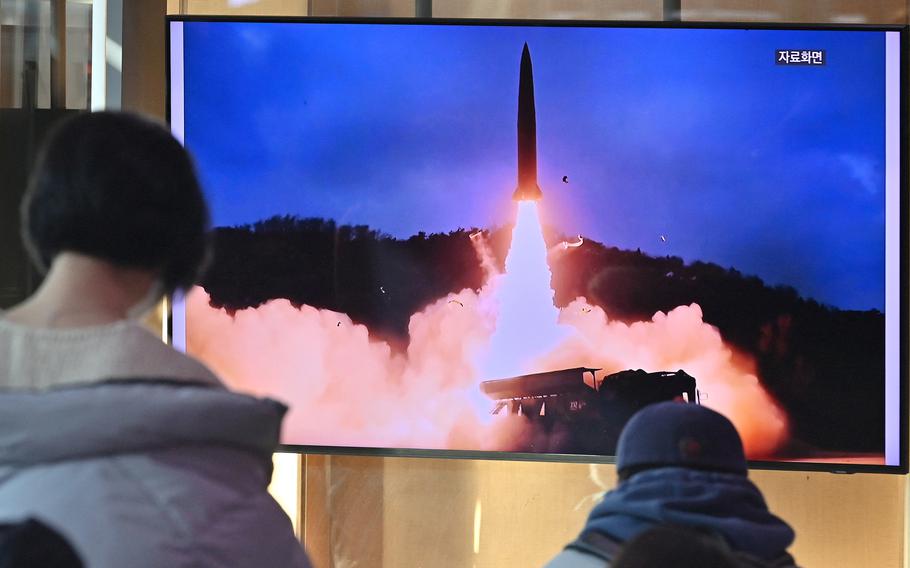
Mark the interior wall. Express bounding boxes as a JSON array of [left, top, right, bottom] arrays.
[[121, 1, 167, 120], [302, 456, 906, 568], [432, 1, 662, 20], [680, 0, 907, 23]]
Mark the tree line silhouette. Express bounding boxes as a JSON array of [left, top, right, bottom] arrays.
[[200, 215, 885, 456]]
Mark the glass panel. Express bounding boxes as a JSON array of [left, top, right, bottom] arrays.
[[0, 0, 91, 110], [0, 0, 47, 110], [0, 0, 89, 307], [65, 0, 91, 109]]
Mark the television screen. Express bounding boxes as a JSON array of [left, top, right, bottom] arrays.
[[168, 18, 907, 471]]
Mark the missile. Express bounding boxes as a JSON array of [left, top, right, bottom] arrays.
[[513, 43, 543, 202]]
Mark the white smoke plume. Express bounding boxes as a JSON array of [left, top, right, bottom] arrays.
[[187, 203, 788, 457]]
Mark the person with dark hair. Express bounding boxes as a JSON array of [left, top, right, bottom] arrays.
[[21, 110, 209, 296], [0, 112, 311, 567], [0, 518, 84, 568], [545, 402, 798, 567], [1, 111, 217, 389]]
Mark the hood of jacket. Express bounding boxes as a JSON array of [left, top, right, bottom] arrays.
[[0, 380, 287, 468], [582, 467, 795, 561]]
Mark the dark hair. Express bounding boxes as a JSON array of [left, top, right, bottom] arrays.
[[0, 518, 84, 568], [612, 525, 747, 568], [21, 111, 210, 294]]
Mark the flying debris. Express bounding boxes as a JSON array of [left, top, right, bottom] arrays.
[[469, 230, 483, 240], [659, 235, 668, 243], [512, 43, 543, 202], [337, 321, 342, 327], [562, 176, 569, 184], [448, 300, 464, 308], [560, 236, 584, 250], [581, 307, 593, 314], [379, 286, 387, 294]]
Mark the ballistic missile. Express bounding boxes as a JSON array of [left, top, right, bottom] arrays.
[[513, 43, 543, 202]]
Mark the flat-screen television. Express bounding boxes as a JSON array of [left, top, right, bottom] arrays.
[[167, 17, 908, 472]]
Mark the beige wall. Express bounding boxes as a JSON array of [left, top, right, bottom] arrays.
[[680, 0, 907, 23], [168, 0, 909, 22], [301, 455, 906, 567], [122, 2, 167, 119]]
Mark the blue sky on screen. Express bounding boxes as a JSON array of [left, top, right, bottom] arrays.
[[182, 22, 887, 311]]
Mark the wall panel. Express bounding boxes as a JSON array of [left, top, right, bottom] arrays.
[[303, 456, 906, 567]]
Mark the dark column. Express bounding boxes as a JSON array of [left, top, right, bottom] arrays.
[[663, 0, 681, 22], [416, 0, 432, 18], [51, 0, 66, 109]]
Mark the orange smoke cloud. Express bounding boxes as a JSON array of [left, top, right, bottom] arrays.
[[186, 282, 528, 451], [187, 284, 787, 456], [187, 204, 788, 457], [541, 300, 788, 456]]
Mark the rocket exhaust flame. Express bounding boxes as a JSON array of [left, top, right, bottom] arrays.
[[482, 202, 571, 379]]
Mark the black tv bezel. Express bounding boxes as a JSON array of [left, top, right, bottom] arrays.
[[166, 15, 909, 474]]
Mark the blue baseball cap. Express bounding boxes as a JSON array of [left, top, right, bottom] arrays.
[[616, 402, 748, 477]]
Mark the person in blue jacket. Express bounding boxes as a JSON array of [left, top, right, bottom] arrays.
[[545, 401, 799, 568]]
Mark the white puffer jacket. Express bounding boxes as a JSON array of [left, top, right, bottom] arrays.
[[0, 381, 312, 568]]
